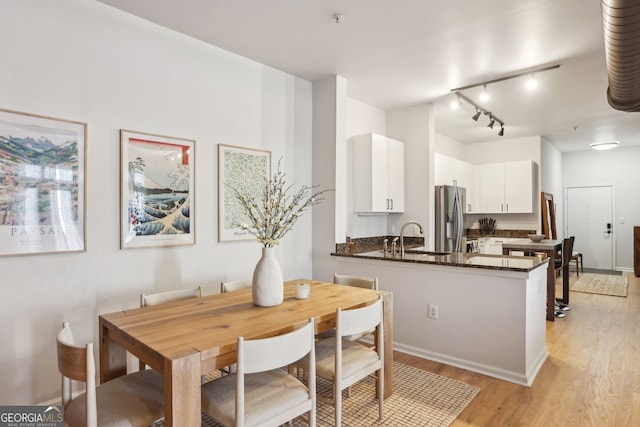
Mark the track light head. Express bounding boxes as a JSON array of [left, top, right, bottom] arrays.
[[487, 117, 496, 129], [498, 125, 504, 136], [472, 110, 481, 121]]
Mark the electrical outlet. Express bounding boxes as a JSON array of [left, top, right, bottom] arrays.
[[428, 304, 438, 320]]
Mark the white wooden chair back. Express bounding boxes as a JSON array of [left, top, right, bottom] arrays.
[[57, 322, 98, 425], [332, 273, 379, 341], [140, 287, 201, 307], [57, 322, 164, 427], [334, 273, 378, 290], [202, 319, 316, 426], [333, 296, 384, 425], [220, 278, 252, 293]]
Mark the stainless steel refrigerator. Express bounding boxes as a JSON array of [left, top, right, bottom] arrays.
[[435, 185, 467, 252]]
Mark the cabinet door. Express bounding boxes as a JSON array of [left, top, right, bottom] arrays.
[[370, 134, 390, 212], [504, 161, 533, 213], [478, 163, 505, 213], [387, 138, 404, 212], [352, 133, 404, 213]]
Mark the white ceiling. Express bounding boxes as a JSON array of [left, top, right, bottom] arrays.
[[96, 0, 640, 153]]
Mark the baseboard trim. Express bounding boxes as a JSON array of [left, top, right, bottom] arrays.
[[393, 341, 542, 387]]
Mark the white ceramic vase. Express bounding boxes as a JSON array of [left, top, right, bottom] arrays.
[[252, 247, 284, 307]]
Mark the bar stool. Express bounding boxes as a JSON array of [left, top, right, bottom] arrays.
[[571, 251, 583, 276]]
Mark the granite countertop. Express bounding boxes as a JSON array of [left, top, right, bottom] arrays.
[[332, 249, 549, 272]]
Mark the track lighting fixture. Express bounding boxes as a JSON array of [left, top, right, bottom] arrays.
[[450, 64, 560, 93], [452, 91, 505, 136]]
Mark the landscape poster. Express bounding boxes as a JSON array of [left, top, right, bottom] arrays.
[[120, 130, 195, 249], [0, 109, 86, 256]]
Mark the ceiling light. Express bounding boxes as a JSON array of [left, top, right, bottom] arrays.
[[479, 85, 490, 102], [450, 94, 461, 110], [590, 141, 619, 150], [472, 109, 481, 121], [526, 75, 538, 90], [487, 116, 496, 129], [498, 125, 504, 136]]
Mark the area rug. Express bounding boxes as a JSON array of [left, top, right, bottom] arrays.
[[156, 362, 479, 426], [570, 273, 628, 297]]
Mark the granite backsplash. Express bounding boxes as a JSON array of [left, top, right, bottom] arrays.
[[335, 229, 536, 254]]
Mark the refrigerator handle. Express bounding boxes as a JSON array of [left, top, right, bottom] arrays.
[[454, 189, 463, 252]]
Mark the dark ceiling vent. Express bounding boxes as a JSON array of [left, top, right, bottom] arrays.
[[601, 0, 640, 112]]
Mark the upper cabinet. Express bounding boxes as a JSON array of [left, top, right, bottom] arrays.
[[477, 160, 535, 213], [352, 133, 404, 213], [434, 153, 477, 212]]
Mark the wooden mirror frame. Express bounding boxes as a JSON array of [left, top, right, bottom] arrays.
[[541, 192, 557, 239]]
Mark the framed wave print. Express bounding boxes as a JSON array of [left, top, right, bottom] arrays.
[[120, 130, 195, 249], [0, 108, 87, 257], [218, 144, 271, 242]]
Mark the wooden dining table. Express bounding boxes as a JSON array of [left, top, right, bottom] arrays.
[[502, 239, 565, 321], [99, 279, 393, 426]]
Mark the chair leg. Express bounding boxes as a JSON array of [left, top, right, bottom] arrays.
[[335, 384, 342, 427], [580, 254, 583, 273]]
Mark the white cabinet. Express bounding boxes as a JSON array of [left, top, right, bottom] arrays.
[[434, 153, 477, 212], [481, 237, 514, 255], [352, 133, 404, 213], [478, 160, 534, 213]]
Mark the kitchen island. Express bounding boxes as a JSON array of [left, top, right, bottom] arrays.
[[329, 249, 549, 386]]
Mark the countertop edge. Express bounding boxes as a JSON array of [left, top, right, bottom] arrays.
[[330, 252, 549, 273]]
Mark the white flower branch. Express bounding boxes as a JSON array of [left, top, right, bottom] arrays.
[[229, 159, 331, 247]]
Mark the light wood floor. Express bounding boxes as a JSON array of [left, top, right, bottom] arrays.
[[394, 271, 640, 426]]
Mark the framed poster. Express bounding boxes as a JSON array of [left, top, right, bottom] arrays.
[[218, 144, 271, 242], [0, 108, 87, 257], [120, 130, 195, 249]]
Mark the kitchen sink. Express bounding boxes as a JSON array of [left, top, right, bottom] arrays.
[[404, 247, 450, 256]]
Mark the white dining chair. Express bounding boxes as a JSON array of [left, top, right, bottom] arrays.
[[333, 273, 379, 291], [315, 296, 384, 426], [56, 321, 165, 427], [220, 278, 252, 293], [201, 318, 317, 426], [321, 274, 379, 342], [140, 286, 201, 307]]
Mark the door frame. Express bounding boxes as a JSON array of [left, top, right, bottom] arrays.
[[564, 184, 616, 271]]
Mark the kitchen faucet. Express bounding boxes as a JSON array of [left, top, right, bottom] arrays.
[[400, 220, 424, 257]]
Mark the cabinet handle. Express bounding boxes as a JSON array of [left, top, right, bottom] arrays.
[[390, 199, 394, 210], [506, 203, 509, 212], [501, 204, 504, 212], [386, 199, 390, 210]]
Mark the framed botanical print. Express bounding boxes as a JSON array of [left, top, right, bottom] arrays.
[[0, 108, 87, 256], [218, 144, 271, 242], [120, 130, 195, 249]]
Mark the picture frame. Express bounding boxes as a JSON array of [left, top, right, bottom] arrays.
[[0, 108, 87, 257], [218, 144, 271, 242], [120, 130, 195, 249]]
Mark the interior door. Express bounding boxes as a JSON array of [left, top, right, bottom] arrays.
[[566, 185, 613, 270]]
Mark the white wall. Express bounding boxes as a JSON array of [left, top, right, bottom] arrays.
[[0, 0, 313, 404], [541, 138, 564, 236], [562, 146, 640, 270]]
